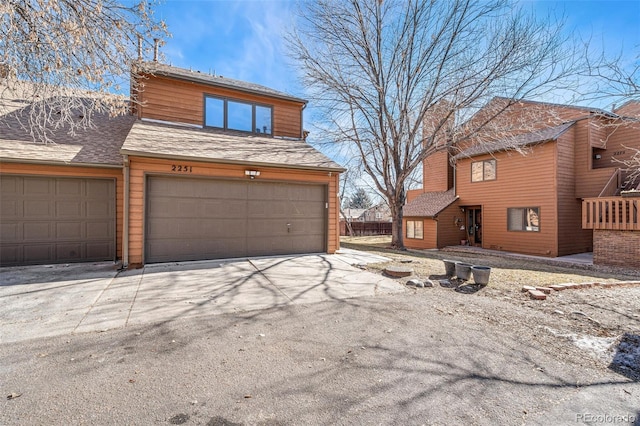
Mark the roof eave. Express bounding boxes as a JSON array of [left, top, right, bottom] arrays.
[[120, 149, 345, 173], [0, 157, 123, 169]]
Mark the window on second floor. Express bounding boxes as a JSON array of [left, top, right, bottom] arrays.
[[471, 159, 496, 182], [205, 95, 273, 135]]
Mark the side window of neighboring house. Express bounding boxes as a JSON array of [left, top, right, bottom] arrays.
[[471, 159, 496, 182], [406, 220, 424, 239], [204, 95, 273, 135], [508, 207, 540, 232]]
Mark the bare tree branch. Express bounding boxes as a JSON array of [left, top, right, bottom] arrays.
[[288, 0, 590, 248], [0, 0, 168, 143]]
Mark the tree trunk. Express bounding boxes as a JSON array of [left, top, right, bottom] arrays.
[[389, 201, 405, 250]]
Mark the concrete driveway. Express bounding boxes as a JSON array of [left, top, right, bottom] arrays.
[[0, 249, 402, 343]]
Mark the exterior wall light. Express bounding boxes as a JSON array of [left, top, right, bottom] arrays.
[[245, 170, 260, 179]]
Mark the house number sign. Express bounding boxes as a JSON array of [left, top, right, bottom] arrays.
[[171, 165, 193, 173]]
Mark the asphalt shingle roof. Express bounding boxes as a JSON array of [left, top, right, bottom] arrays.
[[452, 122, 575, 160], [0, 104, 135, 166], [403, 189, 458, 217], [121, 120, 344, 171]]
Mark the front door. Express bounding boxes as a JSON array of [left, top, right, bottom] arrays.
[[467, 207, 482, 246]]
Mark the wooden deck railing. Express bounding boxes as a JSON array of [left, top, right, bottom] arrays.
[[583, 197, 639, 230]]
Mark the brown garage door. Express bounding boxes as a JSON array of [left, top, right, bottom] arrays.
[[0, 175, 116, 266], [145, 176, 327, 263]]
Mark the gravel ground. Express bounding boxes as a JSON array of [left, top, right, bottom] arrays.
[[341, 236, 640, 381]]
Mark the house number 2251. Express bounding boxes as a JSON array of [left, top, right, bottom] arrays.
[[171, 165, 193, 172]]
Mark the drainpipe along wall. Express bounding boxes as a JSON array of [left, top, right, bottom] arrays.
[[123, 154, 130, 268]]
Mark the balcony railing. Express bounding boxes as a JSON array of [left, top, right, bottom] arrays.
[[583, 197, 639, 230]]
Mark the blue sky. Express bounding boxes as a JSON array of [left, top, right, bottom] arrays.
[[154, 0, 639, 105]]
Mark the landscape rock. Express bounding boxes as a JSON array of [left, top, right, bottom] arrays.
[[528, 290, 547, 300], [384, 266, 413, 278]]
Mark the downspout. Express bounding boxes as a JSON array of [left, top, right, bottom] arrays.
[[123, 154, 130, 268]]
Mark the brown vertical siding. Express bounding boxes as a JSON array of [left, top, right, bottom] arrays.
[[0, 162, 124, 260], [126, 156, 339, 264], [574, 119, 620, 198], [403, 217, 436, 249], [555, 129, 593, 255], [137, 75, 304, 138], [423, 150, 451, 192], [406, 189, 423, 203], [456, 143, 559, 256], [435, 202, 467, 247]]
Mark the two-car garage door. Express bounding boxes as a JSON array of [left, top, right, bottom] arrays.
[[145, 176, 327, 263], [0, 175, 116, 267]]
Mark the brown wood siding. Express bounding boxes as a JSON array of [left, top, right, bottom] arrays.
[[555, 129, 593, 255], [435, 202, 467, 248], [456, 143, 559, 256], [0, 163, 123, 260], [423, 150, 451, 192], [574, 119, 620, 198], [403, 217, 436, 249], [137, 75, 304, 138], [406, 189, 423, 203], [127, 156, 338, 264]]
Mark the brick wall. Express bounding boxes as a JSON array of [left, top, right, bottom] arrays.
[[593, 230, 640, 268]]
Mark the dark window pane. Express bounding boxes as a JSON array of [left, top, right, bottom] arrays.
[[228, 101, 252, 132], [205, 97, 224, 128]]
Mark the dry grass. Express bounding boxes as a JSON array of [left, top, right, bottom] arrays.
[[340, 236, 640, 293]]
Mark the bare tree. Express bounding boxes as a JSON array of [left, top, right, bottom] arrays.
[[289, 0, 590, 249], [0, 0, 168, 142]]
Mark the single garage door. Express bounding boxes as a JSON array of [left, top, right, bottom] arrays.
[[0, 175, 116, 266], [145, 176, 327, 263]]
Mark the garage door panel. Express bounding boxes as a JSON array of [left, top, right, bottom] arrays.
[[24, 178, 51, 194], [87, 201, 111, 218], [23, 222, 52, 240], [86, 180, 112, 197], [56, 222, 83, 239], [23, 244, 53, 263], [56, 201, 82, 218], [86, 242, 114, 259], [56, 179, 82, 196], [56, 243, 82, 260], [145, 176, 326, 262], [0, 176, 116, 266], [24, 200, 52, 217], [1, 199, 19, 217], [86, 222, 113, 239], [1, 223, 18, 240], [1, 245, 19, 264]]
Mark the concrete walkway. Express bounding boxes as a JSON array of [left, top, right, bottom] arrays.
[[0, 250, 402, 343]]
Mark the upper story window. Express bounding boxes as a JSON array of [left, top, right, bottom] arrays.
[[471, 159, 496, 182], [204, 95, 273, 135]]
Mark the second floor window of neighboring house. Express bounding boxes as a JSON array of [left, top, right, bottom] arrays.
[[205, 96, 273, 135], [471, 159, 496, 182], [406, 220, 424, 239], [508, 207, 540, 232]]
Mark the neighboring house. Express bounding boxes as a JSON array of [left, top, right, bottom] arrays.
[[0, 62, 344, 267], [403, 98, 640, 266], [339, 204, 392, 236], [361, 203, 392, 223]]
